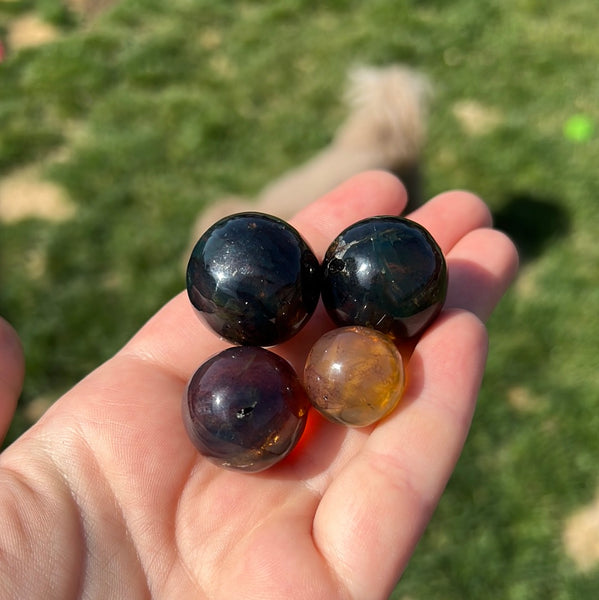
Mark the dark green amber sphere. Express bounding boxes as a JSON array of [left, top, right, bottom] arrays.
[[321, 216, 447, 340]]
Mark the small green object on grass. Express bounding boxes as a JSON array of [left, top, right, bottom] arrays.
[[563, 114, 594, 142]]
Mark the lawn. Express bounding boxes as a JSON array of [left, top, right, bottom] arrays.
[[1, 0, 599, 597]]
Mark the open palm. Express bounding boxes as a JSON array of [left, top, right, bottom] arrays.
[[0, 172, 518, 599]]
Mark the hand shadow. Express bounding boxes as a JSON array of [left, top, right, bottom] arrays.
[[493, 193, 571, 262]]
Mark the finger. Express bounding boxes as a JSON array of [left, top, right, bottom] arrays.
[[407, 190, 493, 254], [121, 171, 408, 381], [313, 309, 488, 598], [289, 170, 408, 259], [0, 318, 25, 445], [446, 227, 519, 321]]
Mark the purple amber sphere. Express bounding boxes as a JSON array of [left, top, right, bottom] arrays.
[[183, 346, 310, 472]]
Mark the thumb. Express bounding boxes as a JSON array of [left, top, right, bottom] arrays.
[[0, 318, 25, 445]]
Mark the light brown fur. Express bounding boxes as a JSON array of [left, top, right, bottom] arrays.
[[188, 64, 431, 252]]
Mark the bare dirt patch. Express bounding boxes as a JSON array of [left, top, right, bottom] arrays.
[[7, 13, 60, 50], [64, 0, 119, 20], [453, 100, 503, 136], [507, 386, 544, 413], [564, 490, 599, 572], [0, 165, 76, 223]]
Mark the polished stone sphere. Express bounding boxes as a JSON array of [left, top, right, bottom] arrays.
[[186, 212, 320, 346], [304, 326, 405, 427], [321, 216, 447, 340], [183, 346, 310, 472]]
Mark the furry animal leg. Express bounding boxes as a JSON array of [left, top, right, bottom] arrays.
[[188, 64, 430, 251]]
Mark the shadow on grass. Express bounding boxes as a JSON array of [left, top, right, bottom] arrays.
[[493, 193, 571, 261]]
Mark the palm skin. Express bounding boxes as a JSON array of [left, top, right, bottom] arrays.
[[0, 171, 518, 599]]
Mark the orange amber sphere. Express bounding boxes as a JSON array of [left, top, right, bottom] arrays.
[[304, 326, 405, 427]]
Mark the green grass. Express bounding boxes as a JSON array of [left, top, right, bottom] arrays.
[[2, 0, 599, 597]]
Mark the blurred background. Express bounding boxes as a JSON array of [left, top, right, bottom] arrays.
[[1, 1, 598, 597]]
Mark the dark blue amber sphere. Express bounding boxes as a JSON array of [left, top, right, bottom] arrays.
[[321, 216, 447, 340], [186, 213, 320, 346], [183, 347, 310, 472]]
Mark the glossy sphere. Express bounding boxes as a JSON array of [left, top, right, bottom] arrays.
[[321, 216, 447, 340], [304, 326, 405, 427], [187, 212, 320, 346], [183, 346, 310, 472]]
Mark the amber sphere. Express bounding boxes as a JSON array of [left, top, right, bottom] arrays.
[[186, 212, 320, 346], [304, 326, 405, 427], [183, 346, 310, 472], [321, 216, 447, 340]]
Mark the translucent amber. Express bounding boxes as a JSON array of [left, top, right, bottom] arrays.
[[304, 326, 405, 427], [184, 346, 310, 472]]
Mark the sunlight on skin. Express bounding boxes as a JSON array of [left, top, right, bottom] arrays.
[[0, 172, 518, 599]]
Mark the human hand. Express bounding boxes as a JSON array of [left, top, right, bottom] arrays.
[[0, 171, 518, 599]]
